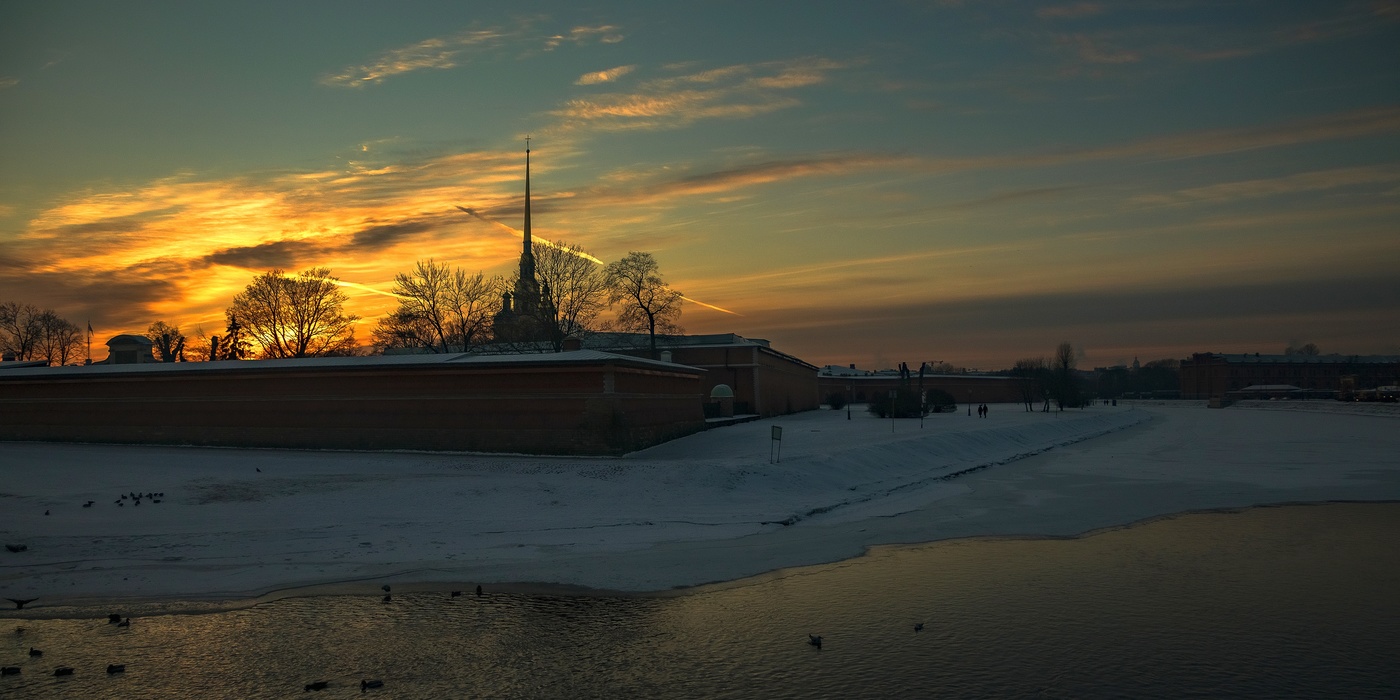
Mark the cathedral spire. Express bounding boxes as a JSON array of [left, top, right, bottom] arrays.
[[523, 137, 532, 253], [513, 138, 539, 316]]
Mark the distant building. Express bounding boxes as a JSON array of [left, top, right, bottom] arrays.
[[588, 332, 820, 417], [1180, 353, 1400, 399], [816, 364, 1019, 405]]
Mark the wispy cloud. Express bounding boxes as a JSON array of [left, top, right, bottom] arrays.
[[322, 29, 509, 87], [0, 77, 18, 90], [548, 58, 846, 133], [322, 21, 625, 88], [1132, 166, 1400, 206], [544, 25, 624, 51], [575, 64, 636, 85], [928, 106, 1400, 173]]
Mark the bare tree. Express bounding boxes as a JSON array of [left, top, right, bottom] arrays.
[[1052, 341, 1079, 410], [1285, 342, 1321, 356], [373, 260, 499, 353], [2, 303, 83, 365], [228, 268, 359, 358], [503, 240, 609, 352], [36, 311, 83, 365], [146, 321, 186, 362], [0, 301, 44, 360], [1010, 357, 1047, 412], [604, 251, 684, 359]]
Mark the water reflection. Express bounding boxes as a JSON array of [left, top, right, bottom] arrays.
[[3, 503, 1397, 698]]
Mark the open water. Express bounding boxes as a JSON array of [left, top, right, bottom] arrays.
[[3, 502, 1398, 698]]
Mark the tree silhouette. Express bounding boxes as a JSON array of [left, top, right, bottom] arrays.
[[227, 268, 358, 358], [145, 321, 186, 362], [0, 301, 43, 360], [604, 252, 683, 359], [1, 302, 83, 365], [373, 260, 498, 353]]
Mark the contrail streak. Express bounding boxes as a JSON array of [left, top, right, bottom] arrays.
[[456, 205, 739, 316], [680, 295, 740, 316], [455, 205, 605, 264], [330, 279, 407, 299]]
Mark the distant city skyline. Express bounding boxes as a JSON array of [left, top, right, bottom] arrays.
[[2, 1, 1397, 368]]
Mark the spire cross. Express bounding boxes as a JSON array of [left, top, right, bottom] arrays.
[[525, 135, 531, 152]]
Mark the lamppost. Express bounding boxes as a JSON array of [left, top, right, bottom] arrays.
[[968, 388, 973, 416], [846, 384, 851, 420]]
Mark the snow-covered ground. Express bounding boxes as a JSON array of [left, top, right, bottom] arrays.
[[2, 401, 1397, 607]]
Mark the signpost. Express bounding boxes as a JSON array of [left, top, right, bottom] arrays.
[[770, 425, 783, 463]]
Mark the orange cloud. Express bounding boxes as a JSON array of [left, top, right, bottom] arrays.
[[545, 25, 624, 51], [323, 20, 625, 88], [322, 29, 509, 87], [547, 58, 846, 134], [575, 64, 636, 85]]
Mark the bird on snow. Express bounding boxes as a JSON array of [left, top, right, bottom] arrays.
[[305, 680, 329, 691], [808, 634, 822, 650], [450, 591, 461, 597], [6, 598, 37, 610], [914, 623, 924, 632], [83, 501, 94, 508], [116, 617, 130, 628], [361, 679, 384, 690], [53, 666, 74, 677], [381, 594, 391, 603], [108, 613, 123, 624], [107, 664, 125, 674], [28, 647, 42, 657], [381, 584, 391, 592], [0, 667, 19, 676], [476, 585, 483, 597]]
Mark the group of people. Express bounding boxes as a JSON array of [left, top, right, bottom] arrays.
[[976, 403, 990, 418]]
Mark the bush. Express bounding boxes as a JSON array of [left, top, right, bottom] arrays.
[[826, 392, 847, 410], [925, 389, 956, 412], [868, 390, 927, 418]]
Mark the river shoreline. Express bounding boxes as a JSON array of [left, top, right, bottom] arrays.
[[4, 403, 1398, 615]]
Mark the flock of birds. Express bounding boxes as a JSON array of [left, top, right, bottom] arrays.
[[1, 583, 498, 692], [108, 490, 166, 507], [4, 616, 135, 680], [5, 490, 171, 557]]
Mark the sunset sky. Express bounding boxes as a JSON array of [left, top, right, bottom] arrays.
[[2, 1, 1398, 369]]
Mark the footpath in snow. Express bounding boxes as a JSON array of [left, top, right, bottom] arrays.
[[3, 402, 1398, 608]]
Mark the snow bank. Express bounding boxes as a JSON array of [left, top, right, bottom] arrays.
[[4, 402, 1398, 607]]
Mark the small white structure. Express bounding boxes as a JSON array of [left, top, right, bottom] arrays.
[[105, 334, 157, 364], [710, 383, 735, 417]]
